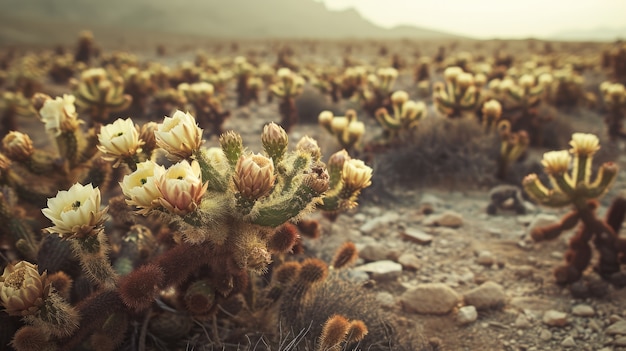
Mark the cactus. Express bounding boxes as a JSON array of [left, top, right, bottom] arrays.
[[270, 67, 304, 132], [433, 66, 483, 118], [599, 82, 626, 141], [522, 133, 626, 285], [318, 109, 365, 152], [374, 90, 427, 142], [178, 82, 230, 136], [73, 68, 132, 124]]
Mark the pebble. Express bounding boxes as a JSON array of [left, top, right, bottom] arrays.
[[401, 228, 434, 245], [359, 243, 392, 261], [423, 211, 464, 228], [375, 292, 396, 308], [475, 250, 496, 266], [571, 304, 595, 317], [359, 212, 400, 233], [539, 329, 552, 341], [605, 320, 626, 335], [354, 260, 402, 280], [457, 305, 478, 325], [400, 283, 460, 315], [542, 310, 568, 327], [514, 313, 532, 329], [561, 336, 576, 347], [526, 214, 559, 236], [463, 281, 507, 310], [397, 253, 421, 271]]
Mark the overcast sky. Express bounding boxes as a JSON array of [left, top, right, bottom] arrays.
[[318, 0, 626, 39]]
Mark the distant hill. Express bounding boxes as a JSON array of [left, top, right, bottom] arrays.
[[0, 0, 460, 42], [549, 27, 626, 42]]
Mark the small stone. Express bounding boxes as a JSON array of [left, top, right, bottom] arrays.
[[527, 214, 559, 236], [424, 211, 463, 228], [359, 212, 400, 233], [400, 283, 460, 315], [572, 304, 595, 317], [401, 228, 433, 245], [354, 260, 402, 281], [397, 253, 421, 271], [561, 336, 576, 347], [514, 314, 532, 329], [475, 251, 496, 266], [539, 329, 552, 341], [615, 336, 626, 346], [457, 305, 478, 325], [543, 310, 568, 327], [376, 292, 395, 308], [606, 320, 626, 335], [463, 281, 506, 310], [359, 243, 392, 261]]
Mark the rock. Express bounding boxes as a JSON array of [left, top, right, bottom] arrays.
[[571, 304, 595, 317], [615, 336, 626, 346], [539, 329, 552, 341], [401, 228, 433, 245], [605, 320, 626, 335], [463, 281, 506, 310], [359, 243, 392, 261], [376, 292, 395, 308], [526, 214, 559, 236], [542, 310, 568, 327], [354, 260, 402, 280], [457, 305, 478, 325], [560, 336, 576, 347], [400, 283, 461, 315], [475, 250, 496, 266], [397, 253, 421, 271], [359, 212, 400, 233], [424, 211, 463, 228], [514, 314, 532, 329]]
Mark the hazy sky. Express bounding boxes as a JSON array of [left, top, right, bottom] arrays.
[[318, 0, 626, 39]]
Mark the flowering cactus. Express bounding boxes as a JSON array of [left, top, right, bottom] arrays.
[[318, 109, 365, 152], [522, 133, 626, 285]]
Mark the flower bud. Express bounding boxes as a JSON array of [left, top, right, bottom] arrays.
[[157, 160, 207, 216], [261, 122, 288, 160], [519, 74, 535, 89], [42, 183, 107, 237], [139, 122, 158, 153], [296, 136, 321, 160], [2, 131, 34, 160], [444, 66, 463, 82], [391, 90, 409, 106], [155, 110, 204, 161], [318, 111, 334, 129], [233, 154, 276, 200], [482, 100, 502, 119], [0, 261, 49, 316], [342, 159, 372, 192], [456, 73, 474, 89]]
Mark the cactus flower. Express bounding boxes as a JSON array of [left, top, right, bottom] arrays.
[[155, 110, 203, 161], [120, 161, 166, 214], [42, 183, 107, 237], [342, 159, 372, 192], [38, 94, 79, 136], [2, 131, 34, 160], [156, 160, 207, 216], [97, 118, 143, 166], [234, 154, 276, 200], [541, 150, 571, 175], [0, 261, 49, 316]]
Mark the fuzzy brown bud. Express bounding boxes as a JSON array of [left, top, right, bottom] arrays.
[[234, 153, 276, 200], [2, 131, 34, 160]]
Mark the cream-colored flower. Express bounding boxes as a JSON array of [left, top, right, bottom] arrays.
[[38, 94, 79, 136], [330, 117, 348, 134], [342, 159, 373, 191], [318, 111, 334, 129], [347, 121, 365, 141], [156, 160, 207, 216], [391, 90, 409, 106], [120, 161, 166, 214], [0, 261, 49, 316], [296, 136, 321, 160], [2, 131, 34, 160], [519, 74, 535, 89], [234, 154, 276, 200], [569, 133, 600, 156], [608, 83, 625, 99], [97, 118, 143, 166], [154, 110, 203, 161], [456, 73, 474, 88], [538, 73, 553, 86], [42, 183, 107, 237], [444, 66, 463, 82], [482, 99, 502, 118], [541, 150, 571, 175]]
